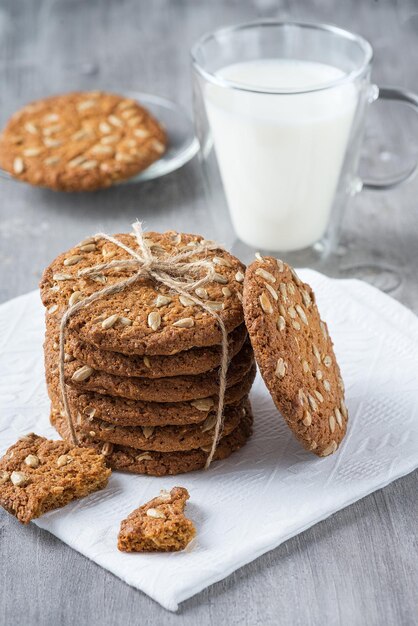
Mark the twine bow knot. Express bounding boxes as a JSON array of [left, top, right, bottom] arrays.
[[59, 221, 230, 469]]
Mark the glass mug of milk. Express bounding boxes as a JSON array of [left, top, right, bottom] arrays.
[[191, 21, 418, 259]]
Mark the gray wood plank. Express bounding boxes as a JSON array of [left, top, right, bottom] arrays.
[[0, 0, 417, 624]]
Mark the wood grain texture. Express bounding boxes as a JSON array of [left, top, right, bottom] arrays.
[[0, 0, 417, 624]]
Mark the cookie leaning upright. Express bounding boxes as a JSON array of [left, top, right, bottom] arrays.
[[243, 257, 347, 457], [0, 91, 167, 191]]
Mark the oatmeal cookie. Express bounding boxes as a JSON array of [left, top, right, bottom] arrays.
[[62, 323, 247, 379], [243, 257, 347, 456], [40, 231, 245, 355], [69, 397, 247, 452], [47, 364, 256, 427], [0, 433, 111, 523], [0, 91, 167, 191], [45, 338, 254, 403], [51, 401, 253, 476]]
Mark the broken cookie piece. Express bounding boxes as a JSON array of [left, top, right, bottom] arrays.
[[0, 433, 111, 524], [118, 486, 196, 552]]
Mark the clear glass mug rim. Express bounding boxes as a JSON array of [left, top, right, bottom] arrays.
[[191, 20, 374, 95]]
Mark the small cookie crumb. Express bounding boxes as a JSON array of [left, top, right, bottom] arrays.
[[118, 487, 196, 552]]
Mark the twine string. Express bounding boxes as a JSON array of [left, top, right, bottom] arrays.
[[58, 221, 230, 469]]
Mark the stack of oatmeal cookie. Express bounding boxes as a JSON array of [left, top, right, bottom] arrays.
[[40, 230, 255, 476]]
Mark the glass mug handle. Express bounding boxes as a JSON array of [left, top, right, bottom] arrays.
[[362, 85, 418, 191]]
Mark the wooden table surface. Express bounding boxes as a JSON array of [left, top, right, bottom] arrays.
[[0, 1, 417, 624]]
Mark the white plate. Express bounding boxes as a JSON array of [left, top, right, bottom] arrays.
[[120, 91, 199, 183], [0, 91, 199, 186]]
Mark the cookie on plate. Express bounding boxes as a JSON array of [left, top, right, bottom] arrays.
[[0, 433, 111, 523], [118, 487, 196, 552], [0, 91, 167, 191], [243, 257, 348, 457]]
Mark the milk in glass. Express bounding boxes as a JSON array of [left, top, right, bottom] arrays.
[[205, 60, 358, 251]]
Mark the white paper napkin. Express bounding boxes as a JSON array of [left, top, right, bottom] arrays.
[[1, 270, 417, 612]]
